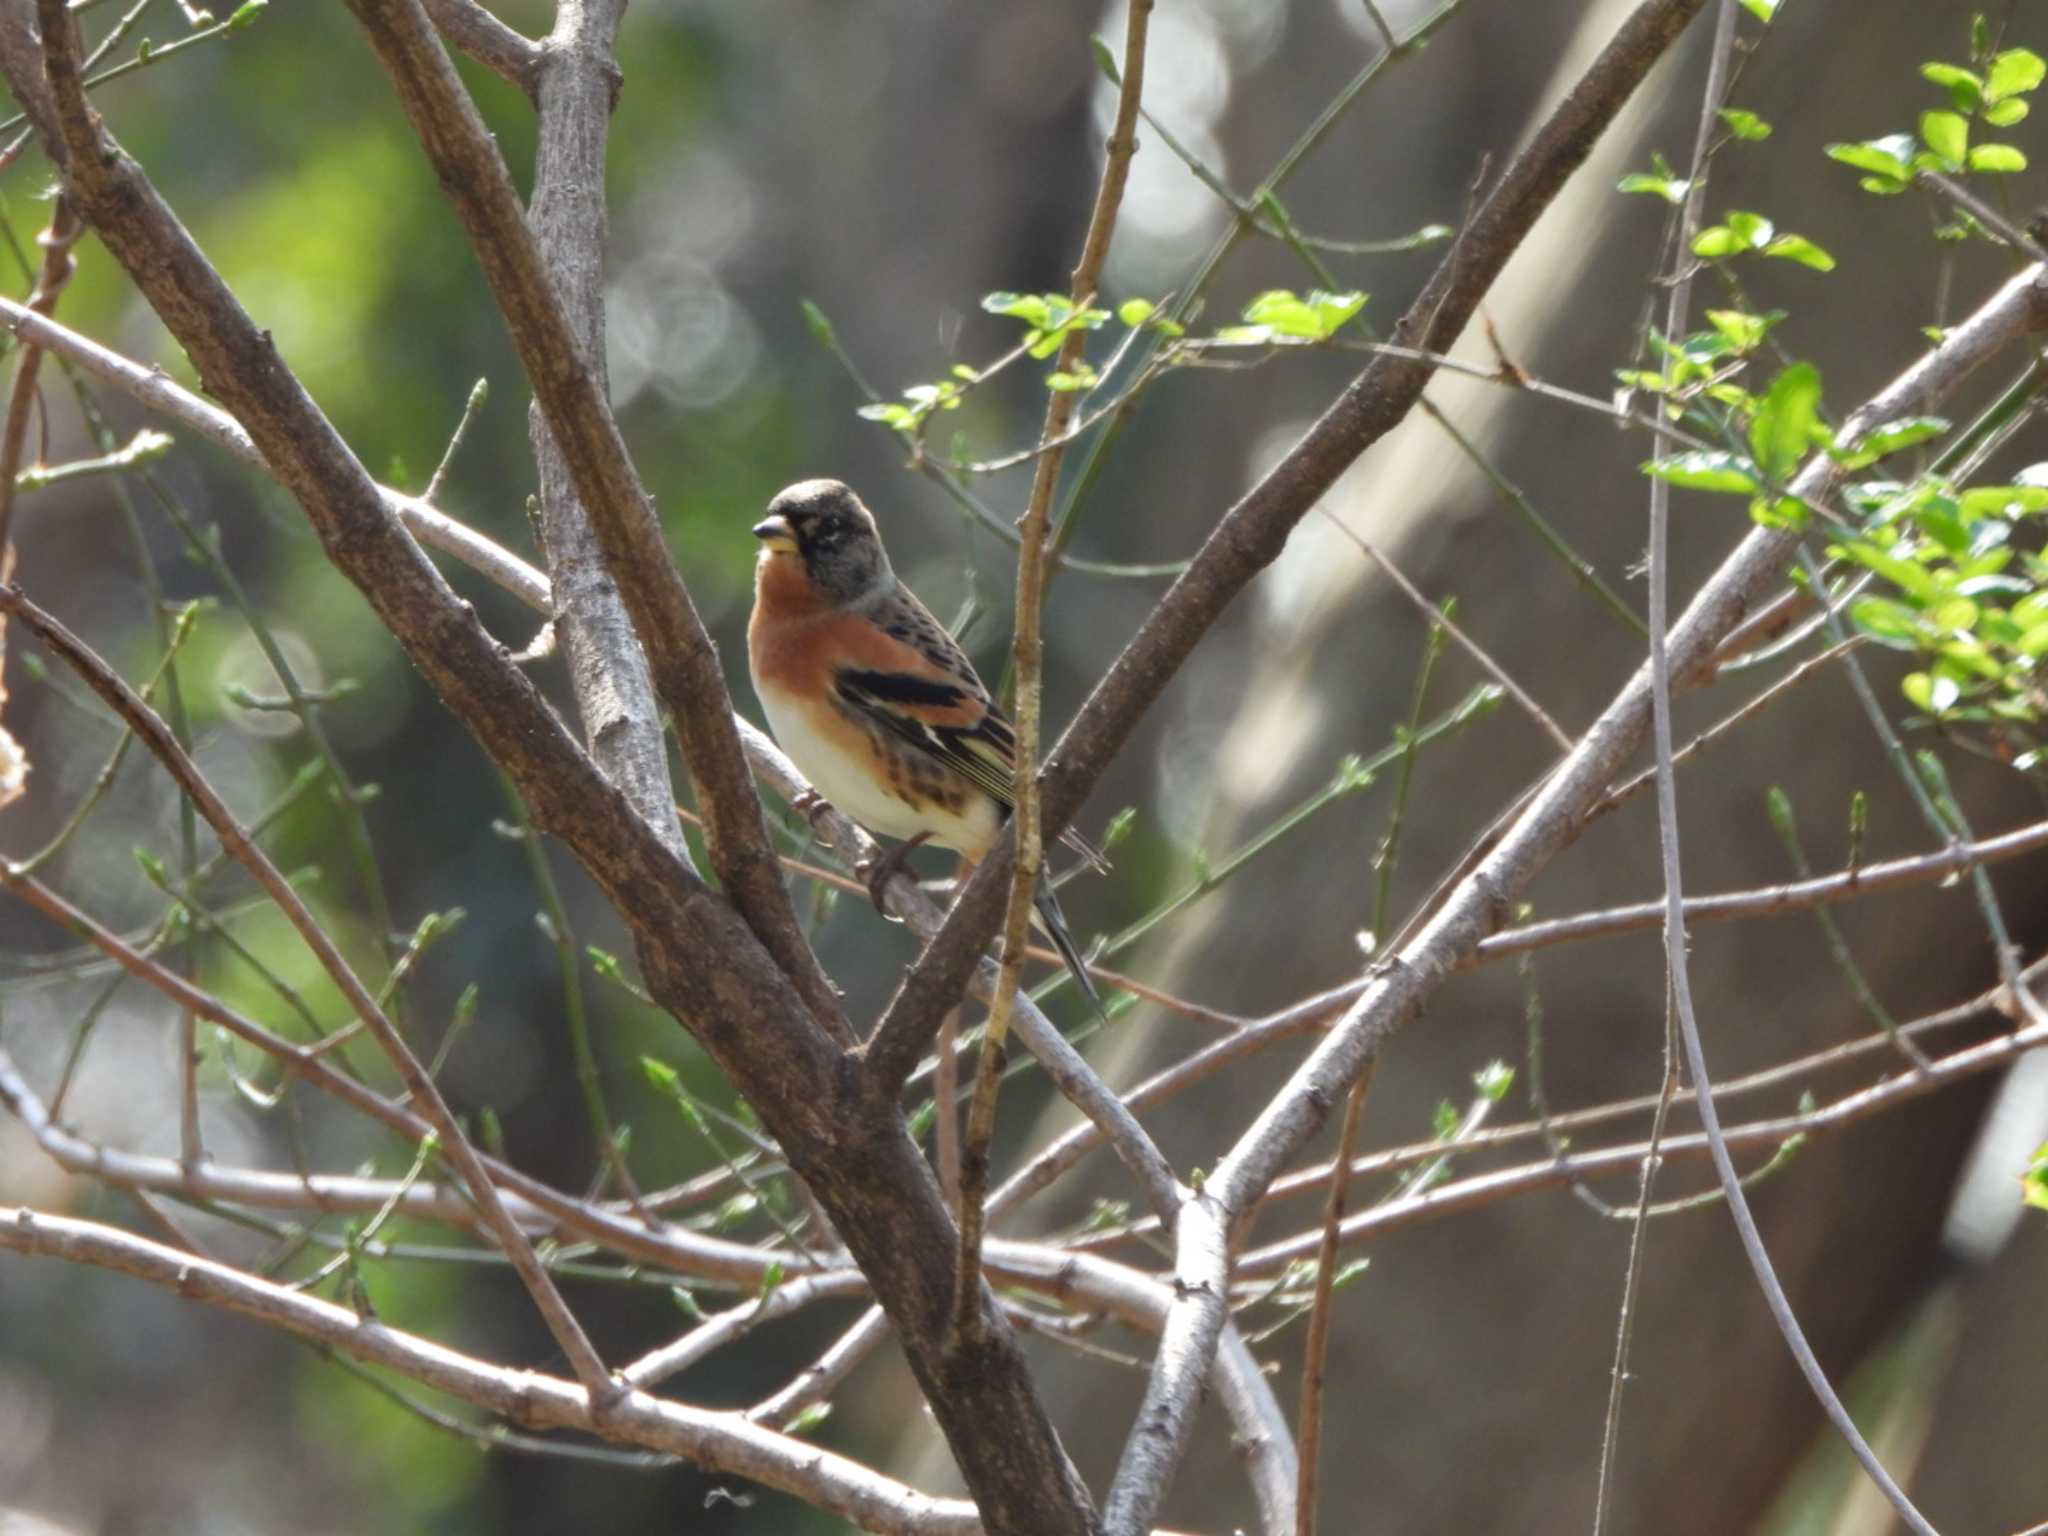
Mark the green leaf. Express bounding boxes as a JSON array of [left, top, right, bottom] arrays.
[[2023, 1141, 2048, 1211], [1835, 415, 1948, 467], [1751, 495, 1809, 530], [982, 291, 1051, 327], [1849, 596, 1926, 645], [1763, 234, 1835, 271], [1693, 225, 1745, 258], [1960, 484, 2048, 520], [1967, 143, 2027, 173], [1090, 33, 1120, 82], [1705, 308, 1779, 353], [1920, 62, 1984, 110], [1920, 110, 1969, 166], [1308, 289, 1369, 335], [1827, 134, 1915, 180], [1243, 290, 1324, 337], [1761, 234, 1843, 270], [1737, 0, 1779, 19], [1239, 288, 1366, 342], [1749, 362, 1822, 482], [1117, 297, 1155, 327], [226, 0, 266, 27], [1986, 48, 2046, 102], [1618, 171, 1690, 203], [1984, 98, 2030, 127], [799, 298, 837, 347], [1901, 671, 1959, 714], [1643, 450, 1761, 494], [1718, 108, 1772, 140], [1840, 540, 1939, 602], [1913, 503, 1970, 553], [1473, 1061, 1515, 1102], [641, 1056, 681, 1095], [1726, 209, 1774, 246], [1930, 596, 1981, 632]]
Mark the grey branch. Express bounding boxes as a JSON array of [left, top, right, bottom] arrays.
[[0, 1206, 984, 1536]]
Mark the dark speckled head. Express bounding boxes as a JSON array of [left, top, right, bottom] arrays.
[[753, 479, 894, 606]]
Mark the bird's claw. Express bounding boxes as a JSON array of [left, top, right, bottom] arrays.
[[863, 831, 932, 916]]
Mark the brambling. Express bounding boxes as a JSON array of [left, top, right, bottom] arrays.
[[747, 478, 1105, 1005]]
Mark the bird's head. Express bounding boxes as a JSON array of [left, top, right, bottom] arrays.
[[754, 479, 894, 606]]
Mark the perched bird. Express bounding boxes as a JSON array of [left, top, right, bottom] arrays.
[[747, 478, 1104, 1005]]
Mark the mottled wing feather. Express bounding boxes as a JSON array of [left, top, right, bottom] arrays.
[[835, 584, 1111, 872], [833, 666, 1018, 810]]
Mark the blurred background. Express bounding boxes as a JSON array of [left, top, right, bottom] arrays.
[[2, 0, 2046, 1532]]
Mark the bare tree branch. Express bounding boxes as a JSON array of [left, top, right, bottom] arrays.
[[954, 0, 1157, 1346], [419, 0, 540, 97], [1477, 815, 2048, 960], [0, 1206, 986, 1536]]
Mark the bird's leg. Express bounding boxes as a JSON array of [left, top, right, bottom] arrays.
[[790, 788, 833, 828], [865, 831, 932, 915]]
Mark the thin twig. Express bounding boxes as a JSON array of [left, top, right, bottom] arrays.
[[1291, 1064, 1372, 1536], [1597, 9, 1737, 1516], [1316, 509, 1574, 753], [0, 1206, 985, 1536], [953, 0, 1155, 1350], [1473, 815, 2048, 961], [1640, 8, 1936, 1527], [0, 197, 81, 556], [0, 584, 619, 1406]]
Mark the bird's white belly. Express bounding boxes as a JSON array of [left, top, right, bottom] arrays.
[[757, 686, 997, 855]]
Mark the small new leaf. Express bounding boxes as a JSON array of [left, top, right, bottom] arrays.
[[1762, 234, 1835, 271], [1986, 48, 2046, 103], [1920, 109, 1969, 167], [1967, 143, 2027, 173], [1718, 108, 1772, 141], [1643, 450, 1762, 495], [1749, 362, 1822, 482]]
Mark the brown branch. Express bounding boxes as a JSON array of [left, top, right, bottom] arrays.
[[0, 1206, 986, 1536], [866, 0, 1717, 1093], [418, 0, 540, 98], [0, 583, 618, 1403], [0, 197, 81, 555], [1316, 510, 1575, 754], [337, 0, 847, 1039], [1292, 1065, 1374, 1536], [0, 295, 553, 609], [953, 0, 1157, 1349], [0, 864, 840, 1291]]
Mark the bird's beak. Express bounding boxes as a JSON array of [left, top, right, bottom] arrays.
[[752, 514, 798, 554]]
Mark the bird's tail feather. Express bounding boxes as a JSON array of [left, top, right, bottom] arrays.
[[1033, 881, 1104, 1017]]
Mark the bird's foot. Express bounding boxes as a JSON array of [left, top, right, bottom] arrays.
[[863, 831, 932, 916], [791, 788, 833, 829]]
